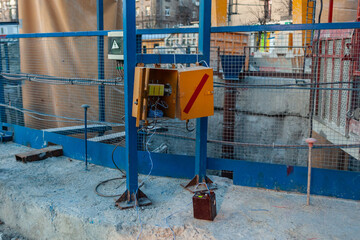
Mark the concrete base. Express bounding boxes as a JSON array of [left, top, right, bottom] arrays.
[[0, 142, 359, 240]]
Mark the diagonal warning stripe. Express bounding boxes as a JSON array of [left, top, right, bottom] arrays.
[[183, 73, 209, 114]]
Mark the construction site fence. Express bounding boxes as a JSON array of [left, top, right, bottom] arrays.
[[1, 23, 360, 174]]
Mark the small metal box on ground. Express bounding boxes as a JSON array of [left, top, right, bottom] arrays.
[[192, 191, 217, 221]]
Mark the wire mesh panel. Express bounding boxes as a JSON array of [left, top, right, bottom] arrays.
[[1, 26, 360, 173], [0, 36, 126, 146], [208, 29, 360, 173]]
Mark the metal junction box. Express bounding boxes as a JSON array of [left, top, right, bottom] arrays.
[[132, 67, 178, 126], [108, 31, 124, 60], [132, 66, 214, 126]]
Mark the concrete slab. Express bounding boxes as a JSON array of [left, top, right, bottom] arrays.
[[0, 142, 359, 240]]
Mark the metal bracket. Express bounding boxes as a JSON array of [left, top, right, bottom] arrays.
[[180, 175, 217, 193], [115, 189, 152, 210]]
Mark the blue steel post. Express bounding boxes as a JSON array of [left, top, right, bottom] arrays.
[[123, 0, 138, 197], [97, 0, 105, 122], [195, 0, 212, 182], [4, 43, 9, 72], [81, 104, 90, 170], [0, 44, 5, 123]]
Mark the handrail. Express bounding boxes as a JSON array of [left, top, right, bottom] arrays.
[[2, 22, 360, 39]]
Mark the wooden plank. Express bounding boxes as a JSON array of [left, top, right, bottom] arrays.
[[44, 124, 112, 135], [15, 145, 63, 163]]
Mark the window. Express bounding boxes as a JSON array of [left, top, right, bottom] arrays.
[[165, 7, 170, 16], [145, 6, 151, 16], [136, 8, 140, 17], [192, 11, 197, 19], [165, 23, 170, 28]]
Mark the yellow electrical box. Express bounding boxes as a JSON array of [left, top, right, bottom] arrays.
[[132, 67, 178, 126], [177, 67, 214, 120], [132, 66, 214, 126]]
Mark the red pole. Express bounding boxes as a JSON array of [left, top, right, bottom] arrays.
[[328, 0, 334, 23]]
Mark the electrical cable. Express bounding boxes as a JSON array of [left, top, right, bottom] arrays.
[[213, 84, 356, 91], [164, 201, 193, 240], [1, 72, 123, 86], [163, 182, 211, 240], [95, 178, 145, 198], [199, 60, 209, 67], [0, 103, 124, 127], [112, 142, 126, 175], [94, 177, 125, 198], [136, 99, 163, 240], [94, 140, 127, 198], [214, 80, 355, 87], [185, 120, 195, 132]]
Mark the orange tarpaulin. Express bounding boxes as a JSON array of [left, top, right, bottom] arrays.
[[18, 0, 123, 129]]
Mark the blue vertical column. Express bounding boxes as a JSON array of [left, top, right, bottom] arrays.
[[97, 0, 105, 122], [0, 44, 5, 123], [4, 43, 9, 72], [195, 0, 211, 182], [123, 0, 139, 196]]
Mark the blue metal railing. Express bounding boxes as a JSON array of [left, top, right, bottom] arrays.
[[1, 16, 360, 200], [2, 22, 360, 39]]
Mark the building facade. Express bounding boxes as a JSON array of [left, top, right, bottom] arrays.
[[228, 0, 292, 25], [0, 0, 17, 23], [136, 0, 199, 29]]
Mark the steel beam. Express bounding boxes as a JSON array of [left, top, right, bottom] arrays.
[[181, 0, 216, 193], [195, 0, 211, 182], [0, 45, 5, 122], [116, 0, 151, 209], [97, 0, 105, 122]]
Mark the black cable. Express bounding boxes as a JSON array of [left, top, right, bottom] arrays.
[[309, 0, 323, 138], [111, 141, 126, 175], [186, 120, 195, 132], [94, 177, 126, 197], [95, 177, 145, 198], [95, 140, 126, 198]]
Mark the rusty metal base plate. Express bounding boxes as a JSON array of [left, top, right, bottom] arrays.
[[181, 182, 217, 193], [115, 189, 152, 210], [180, 175, 217, 193]]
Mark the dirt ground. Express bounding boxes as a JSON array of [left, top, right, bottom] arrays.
[[0, 142, 359, 240]]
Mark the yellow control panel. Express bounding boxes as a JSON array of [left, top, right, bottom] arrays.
[[148, 84, 165, 97]]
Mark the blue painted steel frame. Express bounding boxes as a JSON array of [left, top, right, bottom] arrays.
[[0, 45, 4, 122], [4, 22, 360, 39], [123, 0, 139, 195], [4, 123, 360, 200], [97, 0, 105, 122], [195, 0, 211, 182], [1, 9, 360, 200]]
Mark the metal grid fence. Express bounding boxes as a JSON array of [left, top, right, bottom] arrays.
[[1, 27, 360, 173]]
